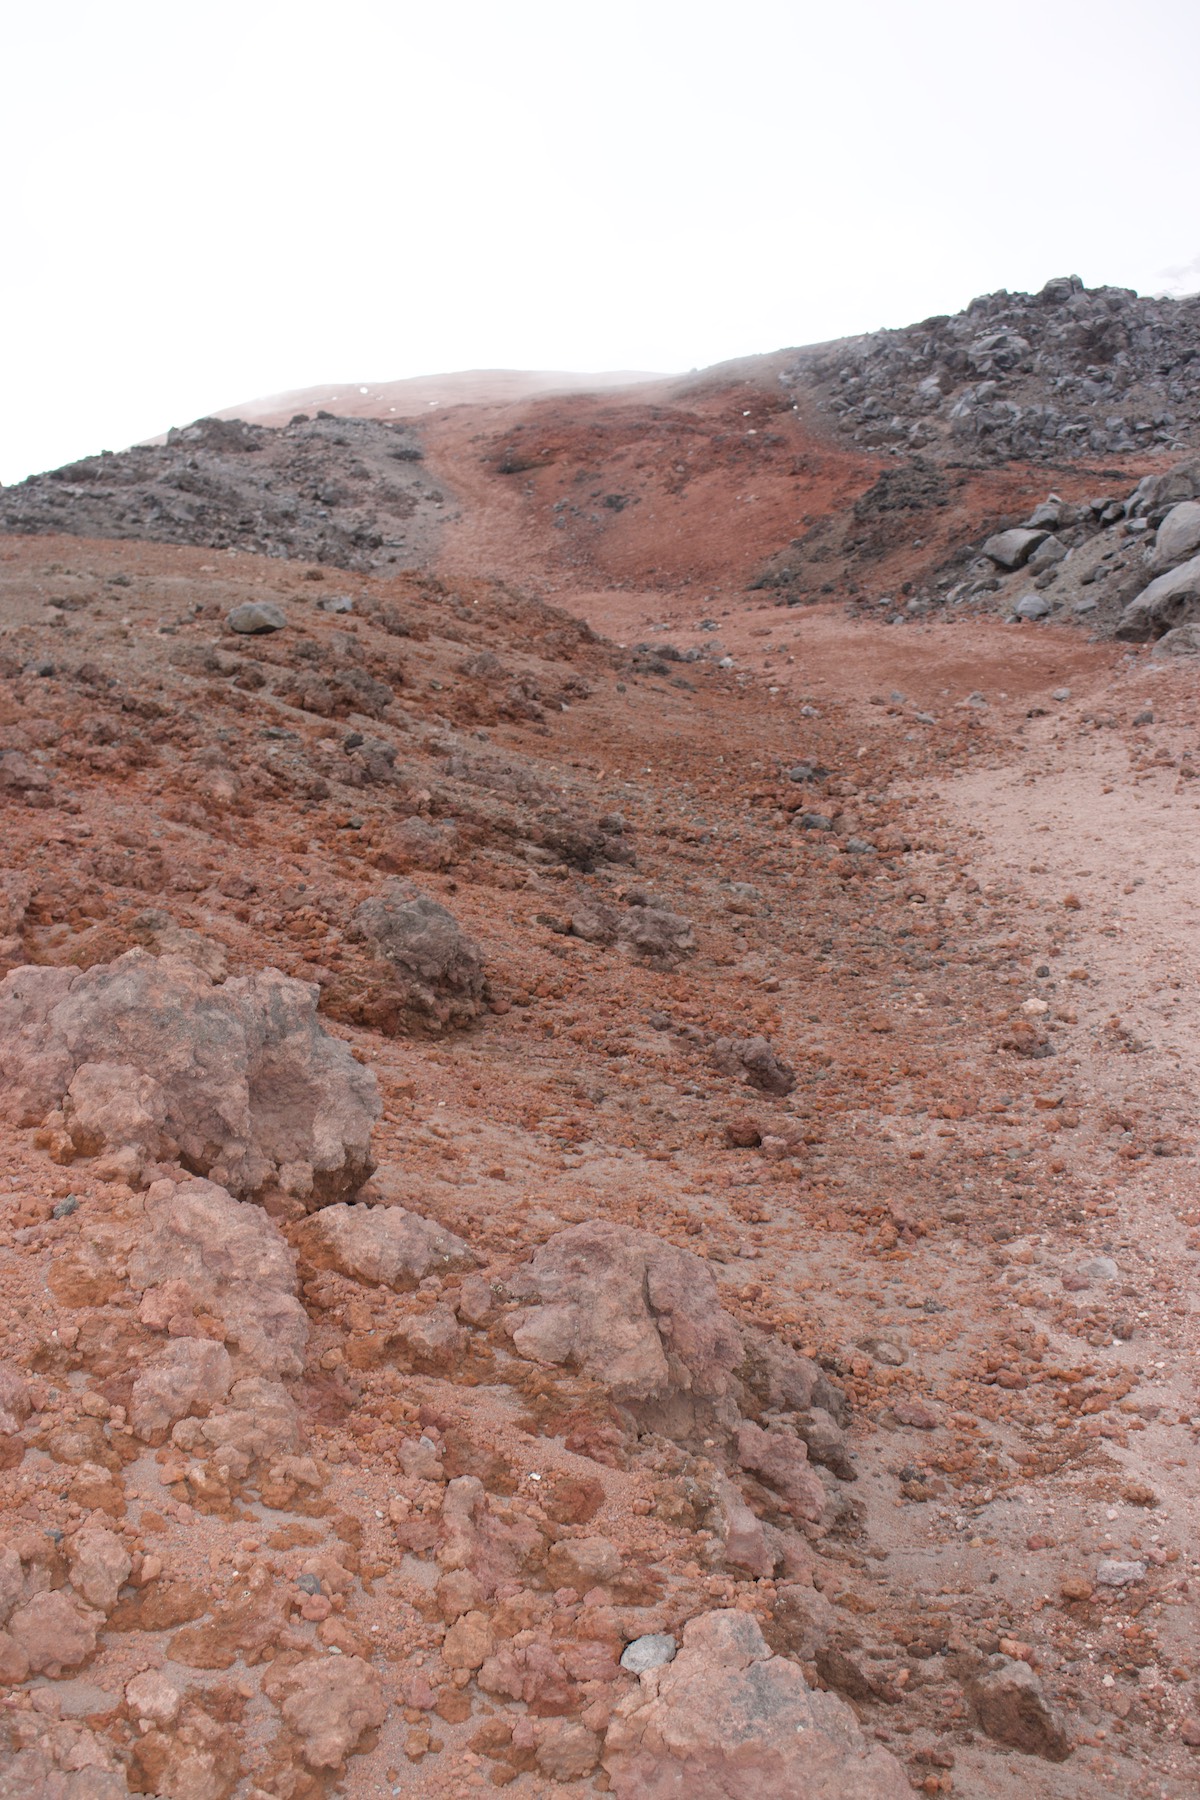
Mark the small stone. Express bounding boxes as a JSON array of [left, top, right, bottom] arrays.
[[226, 601, 287, 634], [1059, 1574, 1093, 1602], [1014, 593, 1052, 620], [68, 1526, 132, 1611], [724, 1114, 762, 1148], [1096, 1558, 1146, 1587], [620, 1633, 677, 1674], [125, 1668, 182, 1724], [892, 1396, 939, 1430]]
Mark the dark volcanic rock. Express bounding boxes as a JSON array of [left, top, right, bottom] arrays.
[[786, 275, 1200, 463]]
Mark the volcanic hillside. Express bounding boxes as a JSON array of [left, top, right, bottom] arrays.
[[1, 279, 1200, 1800]]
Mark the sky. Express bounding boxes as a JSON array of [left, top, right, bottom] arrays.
[[3, 0, 1199, 485]]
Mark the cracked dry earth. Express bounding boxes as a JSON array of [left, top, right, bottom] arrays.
[[1, 437, 1200, 1799]]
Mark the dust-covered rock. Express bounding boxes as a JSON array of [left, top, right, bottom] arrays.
[[298, 1200, 476, 1290], [1116, 552, 1200, 639], [602, 1609, 909, 1798], [270, 1654, 387, 1770], [509, 1219, 742, 1414], [711, 1034, 796, 1095], [0, 950, 379, 1202], [351, 878, 485, 1032], [967, 1658, 1073, 1761], [7, 1589, 103, 1677], [129, 1177, 307, 1377], [128, 1337, 236, 1443]]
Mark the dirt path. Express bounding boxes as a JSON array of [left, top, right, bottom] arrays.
[[414, 401, 1200, 1791]]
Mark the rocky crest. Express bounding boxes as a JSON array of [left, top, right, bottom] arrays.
[[789, 275, 1200, 463]]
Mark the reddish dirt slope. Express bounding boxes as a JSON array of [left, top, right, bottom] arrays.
[[1, 364, 1199, 1799]]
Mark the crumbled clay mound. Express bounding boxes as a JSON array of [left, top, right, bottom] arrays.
[[0, 413, 450, 572]]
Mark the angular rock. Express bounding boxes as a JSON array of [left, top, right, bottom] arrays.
[[712, 1034, 796, 1095], [130, 909, 228, 982], [509, 1220, 742, 1408], [967, 1659, 1072, 1761], [68, 1527, 132, 1612], [129, 1178, 307, 1377], [603, 1609, 909, 1798], [0, 1547, 22, 1624], [0, 951, 379, 1203], [176, 1376, 302, 1465], [1014, 592, 1052, 620], [299, 1200, 475, 1291], [352, 879, 485, 1032], [547, 1535, 623, 1590], [391, 1303, 465, 1370], [535, 1718, 601, 1780], [1116, 553, 1200, 639], [0, 1361, 31, 1438], [1025, 534, 1067, 571], [0, 874, 32, 966], [710, 1473, 772, 1577], [124, 1669, 182, 1726], [0, 1630, 29, 1685], [442, 1609, 494, 1671], [983, 528, 1048, 569], [1128, 458, 1200, 517], [1096, 1557, 1146, 1586], [63, 1061, 170, 1163], [377, 816, 458, 872], [129, 1338, 235, 1443], [0, 1723, 130, 1799], [569, 901, 619, 944]]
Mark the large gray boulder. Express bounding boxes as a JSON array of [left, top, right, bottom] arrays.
[[0, 950, 379, 1204], [1116, 553, 1200, 639], [983, 528, 1048, 569], [1127, 459, 1200, 519], [1150, 501, 1200, 573], [226, 601, 286, 634]]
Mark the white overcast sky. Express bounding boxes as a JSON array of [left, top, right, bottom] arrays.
[[3, 0, 1198, 485]]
